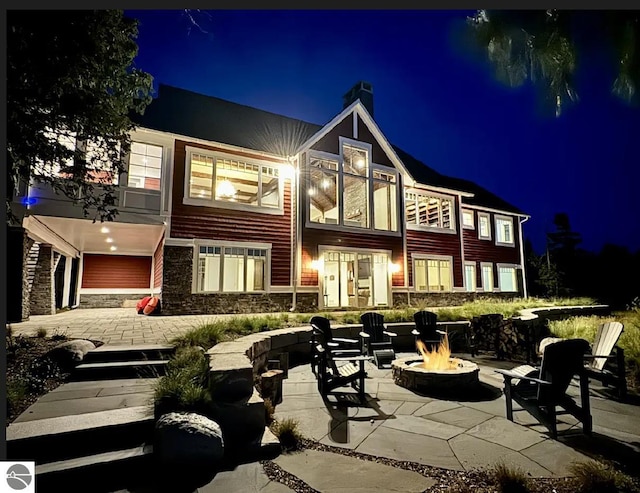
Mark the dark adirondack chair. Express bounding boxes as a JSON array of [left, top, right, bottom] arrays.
[[411, 310, 445, 353], [315, 338, 372, 403], [584, 322, 626, 399], [359, 312, 397, 368], [309, 316, 362, 376], [495, 338, 592, 439]]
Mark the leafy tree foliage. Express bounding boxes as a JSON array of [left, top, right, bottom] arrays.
[[467, 10, 640, 116], [7, 10, 154, 223]]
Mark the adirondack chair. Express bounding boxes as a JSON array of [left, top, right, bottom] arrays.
[[359, 312, 397, 368], [315, 338, 372, 403], [309, 316, 362, 376], [584, 322, 626, 398], [411, 310, 445, 353], [495, 338, 592, 439]]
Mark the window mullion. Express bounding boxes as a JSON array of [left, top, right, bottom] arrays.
[[219, 248, 224, 292], [257, 166, 263, 207], [244, 248, 248, 293]]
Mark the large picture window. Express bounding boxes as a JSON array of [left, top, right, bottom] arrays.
[[405, 191, 455, 231], [414, 256, 452, 292], [187, 148, 282, 211], [308, 140, 398, 232], [197, 245, 268, 293]]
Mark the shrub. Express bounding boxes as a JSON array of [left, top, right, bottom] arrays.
[[154, 346, 210, 415], [270, 417, 303, 452], [569, 460, 639, 493], [36, 328, 47, 338], [6, 381, 28, 416], [491, 462, 531, 493], [263, 397, 275, 425], [171, 320, 228, 350]]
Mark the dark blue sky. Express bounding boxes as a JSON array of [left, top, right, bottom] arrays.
[[125, 10, 640, 255]]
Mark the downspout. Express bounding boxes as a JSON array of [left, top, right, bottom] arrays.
[[458, 196, 466, 293], [289, 155, 298, 311], [518, 215, 530, 299]]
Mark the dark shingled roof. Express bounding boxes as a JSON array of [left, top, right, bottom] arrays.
[[133, 84, 525, 215]]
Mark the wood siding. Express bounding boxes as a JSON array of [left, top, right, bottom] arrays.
[[82, 254, 152, 289], [406, 229, 463, 288], [170, 140, 292, 286], [301, 228, 404, 286], [310, 114, 354, 154], [357, 118, 394, 168], [153, 237, 163, 289]]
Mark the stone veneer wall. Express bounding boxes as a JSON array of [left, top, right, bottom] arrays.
[[7, 226, 35, 322], [78, 294, 150, 308], [393, 291, 520, 308], [30, 244, 56, 316], [161, 245, 320, 315]]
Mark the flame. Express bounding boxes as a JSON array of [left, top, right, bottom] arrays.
[[416, 333, 458, 370]]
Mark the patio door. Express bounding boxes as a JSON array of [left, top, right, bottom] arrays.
[[321, 250, 390, 309]]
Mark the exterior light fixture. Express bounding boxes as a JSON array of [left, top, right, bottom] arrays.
[[216, 179, 236, 198], [100, 226, 110, 234], [310, 259, 321, 271], [389, 262, 401, 274]]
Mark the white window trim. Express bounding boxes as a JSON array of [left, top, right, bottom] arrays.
[[497, 263, 519, 292], [478, 212, 491, 240], [480, 262, 495, 292], [405, 188, 457, 234], [464, 261, 476, 292], [411, 253, 454, 293], [183, 146, 285, 216], [305, 141, 401, 236], [192, 240, 272, 294], [494, 214, 516, 247], [462, 209, 475, 230]]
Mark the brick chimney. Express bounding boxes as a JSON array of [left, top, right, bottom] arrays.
[[342, 81, 374, 118]]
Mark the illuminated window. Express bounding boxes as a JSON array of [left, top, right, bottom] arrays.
[[498, 265, 518, 292], [478, 213, 491, 240], [495, 216, 514, 245], [405, 191, 455, 231], [462, 209, 474, 229], [414, 256, 452, 292], [481, 263, 494, 291], [187, 148, 282, 210], [128, 142, 162, 190], [197, 245, 268, 293]]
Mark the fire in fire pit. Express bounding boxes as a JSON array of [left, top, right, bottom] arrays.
[[392, 333, 480, 394]]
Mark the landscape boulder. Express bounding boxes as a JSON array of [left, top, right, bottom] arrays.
[[154, 412, 224, 467], [46, 339, 96, 369]]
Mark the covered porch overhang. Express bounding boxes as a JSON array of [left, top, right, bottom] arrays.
[[23, 215, 166, 258]]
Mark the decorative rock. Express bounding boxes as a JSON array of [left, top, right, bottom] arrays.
[[46, 339, 96, 369], [154, 412, 224, 466]]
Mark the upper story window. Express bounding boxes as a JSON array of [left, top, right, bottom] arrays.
[[307, 139, 398, 233], [478, 212, 491, 240], [127, 142, 162, 190], [405, 191, 455, 232], [462, 209, 474, 229], [495, 216, 515, 246], [186, 146, 283, 213], [36, 129, 119, 185]]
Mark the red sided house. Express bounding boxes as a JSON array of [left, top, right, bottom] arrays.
[[8, 82, 529, 321]]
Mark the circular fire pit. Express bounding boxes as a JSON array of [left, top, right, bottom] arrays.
[[392, 356, 480, 394]]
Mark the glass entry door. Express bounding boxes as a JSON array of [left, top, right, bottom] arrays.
[[321, 250, 390, 308]]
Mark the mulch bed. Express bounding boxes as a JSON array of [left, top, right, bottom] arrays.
[[5, 334, 103, 424]]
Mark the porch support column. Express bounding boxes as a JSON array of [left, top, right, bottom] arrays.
[[7, 226, 35, 322], [30, 244, 56, 315]]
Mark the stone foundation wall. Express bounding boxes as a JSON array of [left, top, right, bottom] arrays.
[[393, 291, 521, 308], [7, 226, 34, 322], [78, 294, 149, 308], [30, 244, 56, 316]]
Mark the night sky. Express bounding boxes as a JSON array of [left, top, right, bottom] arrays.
[[125, 10, 640, 255]]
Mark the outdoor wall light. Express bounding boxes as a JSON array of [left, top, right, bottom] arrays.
[[282, 163, 296, 179], [389, 262, 401, 274], [310, 259, 321, 271]]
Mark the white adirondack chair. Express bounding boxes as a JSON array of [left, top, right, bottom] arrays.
[[584, 322, 626, 398]]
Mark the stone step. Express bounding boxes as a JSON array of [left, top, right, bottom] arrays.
[[7, 406, 154, 464], [84, 344, 175, 364], [35, 444, 154, 493], [72, 360, 169, 381]]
